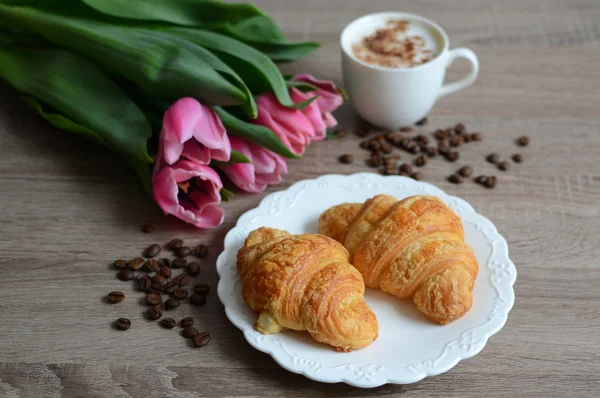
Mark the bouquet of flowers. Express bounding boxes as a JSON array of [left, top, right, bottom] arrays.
[[0, 0, 345, 228]]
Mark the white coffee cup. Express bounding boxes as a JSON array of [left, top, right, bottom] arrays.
[[341, 12, 479, 129]]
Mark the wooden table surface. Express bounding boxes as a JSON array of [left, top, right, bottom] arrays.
[[1, 0, 599, 396]]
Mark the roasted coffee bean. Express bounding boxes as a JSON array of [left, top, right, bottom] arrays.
[[517, 136, 530, 146], [425, 147, 438, 157], [107, 291, 125, 303], [498, 161, 510, 171], [159, 266, 172, 279], [334, 128, 347, 138], [382, 157, 397, 168], [193, 283, 210, 294], [159, 318, 177, 329], [113, 259, 128, 270], [144, 259, 160, 273], [151, 275, 167, 287], [383, 165, 397, 175], [369, 154, 383, 167], [180, 317, 194, 328], [147, 306, 163, 320], [145, 244, 161, 258], [177, 274, 190, 287], [470, 132, 483, 141], [398, 163, 413, 175], [474, 175, 488, 185], [400, 126, 413, 132], [141, 224, 154, 233], [438, 137, 450, 148], [193, 331, 211, 348], [454, 123, 466, 133], [381, 143, 393, 154], [359, 139, 370, 149], [410, 172, 423, 181], [117, 269, 134, 281], [445, 151, 459, 162], [484, 176, 497, 188], [450, 135, 464, 147], [149, 286, 163, 294], [458, 165, 473, 178], [186, 262, 200, 276], [368, 140, 382, 152], [415, 117, 428, 126], [434, 129, 448, 140], [164, 283, 177, 294], [168, 239, 183, 250], [461, 132, 471, 143], [173, 288, 189, 300], [129, 257, 145, 271], [414, 154, 428, 167], [448, 174, 463, 184], [145, 292, 162, 306], [408, 144, 420, 154], [172, 258, 187, 268], [415, 134, 429, 146], [115, 318, 131, 330], [338, 154, 353, 164], [182, 327, 198, 339], [486, 153, 500, 164], [194, 244, 208, 258], [164, 297, 180, 310], [138, 275, 151, 291], [164, 279, 178, 290], [189, 294, 207, 306], [175, 246, 191, 258], [512, 153, 524, 163]]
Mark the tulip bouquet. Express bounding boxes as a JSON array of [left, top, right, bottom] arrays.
[[0, 0, 345, 228]]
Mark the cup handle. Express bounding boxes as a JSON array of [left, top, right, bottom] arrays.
[[438, 48, 479, 98]]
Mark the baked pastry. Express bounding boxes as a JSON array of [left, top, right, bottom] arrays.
[[237, 227, 378, 351], [320, 195, 478, 324]]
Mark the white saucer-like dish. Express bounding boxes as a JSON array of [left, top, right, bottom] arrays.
[[217, 173, 516, 388]]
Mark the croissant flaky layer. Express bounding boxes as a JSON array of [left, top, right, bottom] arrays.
[[237, 227, 378, 351], [320, 195, 479, 324]]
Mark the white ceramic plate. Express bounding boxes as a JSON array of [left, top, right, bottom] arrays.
[[217, 173, 516, 388]]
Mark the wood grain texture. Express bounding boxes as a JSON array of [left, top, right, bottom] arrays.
[[0, 0, 599, 396]]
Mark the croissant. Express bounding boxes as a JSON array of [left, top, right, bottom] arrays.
[[237, 227, 378, 351], [320, 195, 478, 324]]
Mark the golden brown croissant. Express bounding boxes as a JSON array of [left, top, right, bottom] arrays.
[[319, 195, 478, 324], [237, 227, 378, 351]]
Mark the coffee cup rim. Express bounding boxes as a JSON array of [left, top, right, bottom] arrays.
[[340, 11, 449, 72]]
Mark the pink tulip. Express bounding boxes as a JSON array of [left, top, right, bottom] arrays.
[[253, 75, 344, 155], [153, 159, 224, 228], [157, 97, 231, 170], [221, 136, 288, 193]]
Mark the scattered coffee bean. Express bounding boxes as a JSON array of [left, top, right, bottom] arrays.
[[117, 269, 134, 281], [425, 146, 438, 157], [159, 318, 177, 329], [144, 259, 160, 273], [400, 126, 413, 132], [512, 153, 524, 163], [186, 262, 200, 276], [448, 174, 463, 184], [145, 244, 161, 258], [194, 244, 208, 258], [173, 289, 189, 300], [474, 175, 488, 185], [485, 176, 497, 188], [450, 135, 464, 147], [415, 117, 428, 126], [107, 291, 125, 304], [182, 327, 198, 339], [165, 297, 180, 310], [410, 172, 423, 181], [414, 154, 428, 167], [470, 132, 483, 141], [172, 258, 187, 268], [138, 275, 151, 291], [408, 144, 420, 154], [189, 294, 207, 306], [517, 136, 530, 146], [458, 165, 473, 178], [180, 317, 194, 328], [381, 143, 393, 154], [438, 138, 450, 151], [168, 239, 183, 250], [368, 140, 382, 151], [338, 154, 353, 164], [193, 331, 211, 348], [141, 224, 154, 233], [434, 129, 448, 140], [129, 257, 145, 271], [175, 246, 191, 258], [445, 151, 459, 162], [115, 318, 131, 330], [177, 274, 190, 287], [147, 306, 163, 320], [149, 286, 163, 294], [164, 280, 178, 294], [194, 283, 210, 295], [454, 123, 466, 133], [369, 154, 383, 167], [159, 266, 172, 279], [383, 165, 398, 175], [145, 292, 162, 306], [151, 275, 167, 288], [113, 259, 128, 270], [359, 139, 370, 149], [159, 258, 172, 268], [486, 153, 500, 164], [334, 128, 347, 138], [461, 133, 471, 143], [498, 161, 510, 171]]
